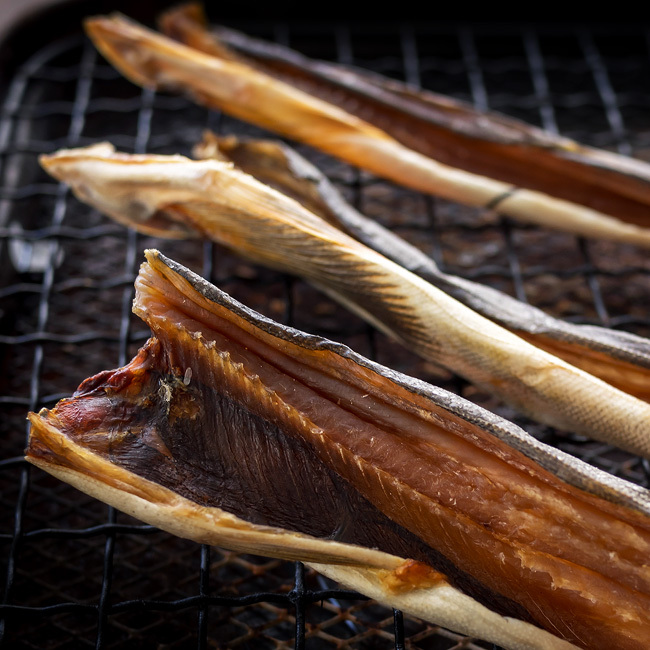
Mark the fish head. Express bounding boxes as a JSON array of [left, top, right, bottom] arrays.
[[39, 143, 201, 239], [85, 15, 174, 91]]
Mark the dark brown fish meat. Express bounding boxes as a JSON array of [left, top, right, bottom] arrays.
[[26, 250, 650, 650]]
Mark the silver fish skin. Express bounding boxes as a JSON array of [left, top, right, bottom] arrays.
[[39, 143, 650, 459], [194, 133, 650, 404]]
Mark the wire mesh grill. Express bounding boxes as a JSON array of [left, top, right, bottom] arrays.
[[1, 12, 650, 650]]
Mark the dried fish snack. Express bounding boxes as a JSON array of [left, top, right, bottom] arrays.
[[195, 132, 650, 403], [27, 250, 650, 650], [83, 8, 650, 247], [160, 3, 650, 231], [40, 143, 650, 457]]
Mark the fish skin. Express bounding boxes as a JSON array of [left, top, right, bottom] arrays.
[[39, 143, 650, 458], [193, 132, 650, 402], [159, 3, 650, 228], [82, 11, 650, 247], [26, 250, 650, 649]]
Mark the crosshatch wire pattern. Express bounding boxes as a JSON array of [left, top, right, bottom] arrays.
[[1, 17, 650, 650]]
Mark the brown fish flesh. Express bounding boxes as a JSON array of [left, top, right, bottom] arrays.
[[160, 3, 650, 231], [26, 250, 650, 650], [82, 8, 650, 247], [39, 143, 650, 458]]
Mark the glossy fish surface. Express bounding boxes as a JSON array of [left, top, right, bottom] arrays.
[[160, 3, 650, 231], [26, 250, 650, 650], [40, 143, 650, 458], [82, 10, 650, 247], [195, 132, 650, 403]]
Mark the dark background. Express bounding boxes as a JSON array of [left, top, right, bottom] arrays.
[[3, 0, 650, 83]]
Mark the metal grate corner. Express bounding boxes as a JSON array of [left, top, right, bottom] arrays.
[[1, 14, 649, 650]]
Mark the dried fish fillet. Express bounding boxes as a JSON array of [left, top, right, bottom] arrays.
[[160, 3, 650, 231], [83, 11, 650, 247], [27, 250, 650, 650], [194, 132, 650, 402], [40, 143, 650, 458]]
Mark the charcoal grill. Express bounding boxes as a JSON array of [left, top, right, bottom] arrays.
[[1, 3, 650, 649]]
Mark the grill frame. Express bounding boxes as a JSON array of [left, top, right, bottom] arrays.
[[1, 8, 650, 650]]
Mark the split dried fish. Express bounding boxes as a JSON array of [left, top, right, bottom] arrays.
[[27, 250, 650, 650], [40, 143, 650, 458], [160, 3, 650, 232], [83, 8, 650, 247], [193, 132, 650, 403]]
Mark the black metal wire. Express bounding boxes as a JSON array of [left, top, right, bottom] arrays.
[[0, 587, 368, 615], [0, 32, 96, 644], [1, 14, 649, 650]]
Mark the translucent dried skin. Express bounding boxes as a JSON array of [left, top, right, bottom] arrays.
[[26, 251, 650, 650], [196, 133, 650, 403], [160, 3, 650, 230], [39, 144, 650, 458], [82, 9, 650, 247]]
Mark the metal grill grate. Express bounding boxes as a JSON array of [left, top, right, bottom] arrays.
[[1, 12, 650, 650]]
